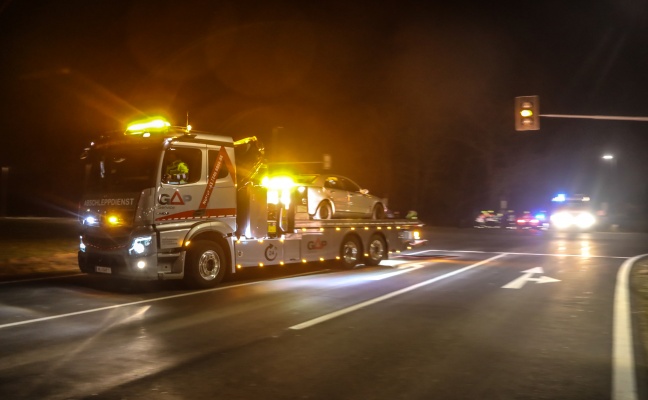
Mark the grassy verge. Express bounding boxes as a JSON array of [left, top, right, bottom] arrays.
[[633, 259, 648, 366], [0, 239, 77, 262], [0, 218, 78, 263]]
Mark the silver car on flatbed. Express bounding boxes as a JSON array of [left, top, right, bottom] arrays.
[[294, 174, 386, 220]]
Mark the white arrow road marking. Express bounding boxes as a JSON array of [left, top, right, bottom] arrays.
[[502, 267, 561, 289]]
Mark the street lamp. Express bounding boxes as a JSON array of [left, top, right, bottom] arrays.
[[601, 154, 617, 227]]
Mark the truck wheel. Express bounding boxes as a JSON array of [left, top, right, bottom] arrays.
[[372, 204, 385, 219], [185, 240, 227, 288], [365, 234, 387, 266], [339, 235, 362, 269], [315, 201, 333, 220]]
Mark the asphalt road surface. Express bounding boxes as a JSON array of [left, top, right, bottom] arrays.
[[0, 227, 646, 400]]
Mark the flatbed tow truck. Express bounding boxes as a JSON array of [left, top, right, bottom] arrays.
[[77, 117, 423, 288]]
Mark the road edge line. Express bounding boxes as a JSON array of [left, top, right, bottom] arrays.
[[613, 253, 645, 400], [0, 280, 262, 330]]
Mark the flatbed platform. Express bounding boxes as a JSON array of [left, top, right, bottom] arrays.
[[293, 218, 423, 229]]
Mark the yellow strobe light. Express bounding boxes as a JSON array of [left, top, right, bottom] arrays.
[[126, 117, 171, 135]]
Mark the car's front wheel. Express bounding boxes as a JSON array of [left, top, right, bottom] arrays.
[[314, 201, 333, 220], [372, 203, 386, 219]]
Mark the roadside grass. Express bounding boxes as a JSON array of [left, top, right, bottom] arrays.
[[0, 218, 78, 263], [633, 259, 648, 365], [0, 239, 77, 262]]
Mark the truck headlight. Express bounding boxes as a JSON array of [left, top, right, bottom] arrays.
[[575, 212, 595, 229], [550, 211, 595, 229], [83, 215, 98, 226], [550, 212, 573, 229], [129, 236, 153, 255]]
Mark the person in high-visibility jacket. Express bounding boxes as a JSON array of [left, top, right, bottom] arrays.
[[165, 155, 189, 184]]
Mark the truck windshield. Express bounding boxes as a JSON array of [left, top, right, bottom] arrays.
[[83, 143, 162, 193], [562, 200, 591, 210]]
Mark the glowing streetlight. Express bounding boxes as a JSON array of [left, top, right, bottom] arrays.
[[600, 154, 617, 221]]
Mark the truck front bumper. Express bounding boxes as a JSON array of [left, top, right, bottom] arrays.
[[78, 250, 159, 280]]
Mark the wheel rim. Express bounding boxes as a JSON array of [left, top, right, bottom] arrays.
[[318, 203, 331, 219], [198, 250, 220, 281], [369, 238, 385, 261], [342, 241, 359, 265]]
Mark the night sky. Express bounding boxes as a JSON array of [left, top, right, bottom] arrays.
[[1, 0, 648, 224]]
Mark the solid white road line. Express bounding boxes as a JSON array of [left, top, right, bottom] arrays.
[[612, 254, 645, 400], [418, 249, 628, 259], [289, 253, 508, 330], [0, 281, 263, 330]]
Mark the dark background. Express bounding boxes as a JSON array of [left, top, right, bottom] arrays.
[[1, 0, 647, 226]]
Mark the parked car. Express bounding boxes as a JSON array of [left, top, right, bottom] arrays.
[[474, 210, 500, 228], [516, 211, 541, 229], [294, 174, 386, 219]]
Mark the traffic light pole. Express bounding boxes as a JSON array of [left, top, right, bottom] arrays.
[[540, 114, 648, 122]]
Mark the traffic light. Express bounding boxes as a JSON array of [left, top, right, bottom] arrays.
[[515, 95, 540, 131], [323, 154, 331, 170]]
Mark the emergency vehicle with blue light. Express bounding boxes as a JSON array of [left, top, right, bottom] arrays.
[[77, 117, 423, 288], [549, 194, 597, 231]]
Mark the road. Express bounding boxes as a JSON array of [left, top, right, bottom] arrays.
[[0, 227, 646, 399]]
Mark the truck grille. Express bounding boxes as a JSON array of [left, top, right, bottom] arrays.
[[84, 233, 130, 250]]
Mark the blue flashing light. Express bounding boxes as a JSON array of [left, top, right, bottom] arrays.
[[552, 194, 566, 202], [535, 213, 546, 220]]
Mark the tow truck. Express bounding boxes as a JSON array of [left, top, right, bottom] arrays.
[[77, 117, 423, 288]]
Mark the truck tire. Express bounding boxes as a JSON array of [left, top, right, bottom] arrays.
[[185, 240, 227, 288], [338, 235, 362, 269], [365, 234, 387, 266], [372, 203, 385, 219], [315, 201, 333, 220]]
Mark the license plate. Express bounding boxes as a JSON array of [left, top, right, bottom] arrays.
[[95, 266, 112, 274]]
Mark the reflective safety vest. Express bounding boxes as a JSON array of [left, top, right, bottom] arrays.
[[166, 160, 189, 183]]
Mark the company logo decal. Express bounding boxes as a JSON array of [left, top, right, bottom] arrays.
[[307, 238, 327, 250], [159, 191, 191, 205], [169, 191, 185, 205], [265, 244, 278, 261]]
